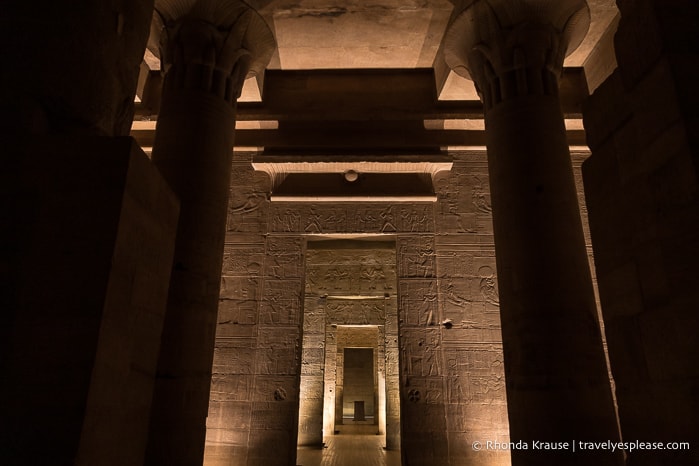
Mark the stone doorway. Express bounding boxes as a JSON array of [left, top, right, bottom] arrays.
[[297, 239, 400, 452]]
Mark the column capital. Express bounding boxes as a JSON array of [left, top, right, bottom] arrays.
[[443, 0, 590, 108], [151, 0, 276, 104]]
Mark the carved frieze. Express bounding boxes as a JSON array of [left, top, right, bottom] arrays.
[[268, 203, 434, 234]]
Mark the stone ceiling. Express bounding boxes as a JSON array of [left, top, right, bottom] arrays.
[[147, 0, 619, 100], [137, 0, 620, 152], [257, 0, 618, 69], [250, 0, 619, 99]]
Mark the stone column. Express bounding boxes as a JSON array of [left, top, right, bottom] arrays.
[[583, 2, 699, 464], [0, 3, 184, 466], [145, 2, 274, 464], [445, 2, 622, 465]]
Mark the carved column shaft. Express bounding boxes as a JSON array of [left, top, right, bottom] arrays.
[[146, 5, 274, 465], [445, 2, 622, 465]]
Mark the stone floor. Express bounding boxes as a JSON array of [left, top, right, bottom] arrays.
[[297, 425, 401, 466]]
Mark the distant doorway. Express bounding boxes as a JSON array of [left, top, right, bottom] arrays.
[[297, 239, 400, 458], [342, 348, 374, 423]]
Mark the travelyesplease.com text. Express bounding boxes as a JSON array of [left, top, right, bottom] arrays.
[[472, 440, 690, 453]]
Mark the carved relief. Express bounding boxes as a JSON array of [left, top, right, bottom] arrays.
[[210, 374, 252, 402], [472, 176, 492, 213], [211, 148, 510, 462], [220, 276, 260, 301], [264, 237, 303, 279], [478, 265, 500, 307], [400, 328, 442, 377], [255, 327, 300, 375], [218, 299, 257, 326], [399, 280, 439, 327], [398, 236, 436, 278], [212, 346, 255, 375], [272, 208, 301, 232], [221, 245, 264, 276], [260, 280, 302, 325]]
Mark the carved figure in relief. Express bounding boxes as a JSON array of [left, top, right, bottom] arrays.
[[327, 301, 352, 322], [360, 264, 386, 290], [263, 291, 282, 324], [303, 311, 323, 333], [355, 209, 377, 230], [324, 267, 348, 290], [472, 177, 492, 213], [445, 279, 471, 306], [305, 267, 318, 294], [274, 209, 300, 232], [380, 206, 397, 232], [474, 374, 504, 401], [323, 210, 345, 231], [478, 266, 500, 306], [263, 346, 276, 374], [230, 350, 252, 374], [423, 338, 441, 376], [447, 359, 464, 403], [268, 256, 283, 279], [401, 208, 418, 232], [362, 301, 383, 322], [417, 282, 438, 326], [230, 191, 266, 214], [402, 208, 429, 232], [407, 238, 435, 278], [305, 207, 323, 233], [453, 210, 475, 233]]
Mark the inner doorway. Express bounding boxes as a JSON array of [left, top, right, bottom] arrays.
[[297, 239, 400, 462], [342, 347, 374, 424]]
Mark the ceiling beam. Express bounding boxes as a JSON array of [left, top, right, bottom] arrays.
[[130, 128, 587, 149], [134, 67, 588, 120]]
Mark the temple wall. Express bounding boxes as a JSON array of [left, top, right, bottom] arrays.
[[205, 149, 596, 466]]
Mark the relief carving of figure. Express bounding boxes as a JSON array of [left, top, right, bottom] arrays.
[[478, 265, 500, 306], [445, 279, 471, 306], [305, 207, 323, 233], [230, 191, 267, 214], [423, 338, 441, 376], [274, 208, 300, 232], [416, 282, 438, 326], [380, 206, 397, 232], [472, 177, 493, 213]]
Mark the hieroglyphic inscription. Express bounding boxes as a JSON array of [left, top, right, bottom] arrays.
[[305, 247, 395, 296], [255, 327, 300, 376], [398, 236, 436, 278], [325, 298, 385, 325], [260, 280, 302, 325], [399, 328, 443, 377], [264, 236, 303, 279], [399, 279, 439, 327], [221, 245, 265, 277], [227, 166, 270, 233], [218, 299, 257, 327], [208, 149, 512, 465], [268, 203, 435, 234], [434, 159, 494, 235], [443, 343, 506, 406], [212, 340, 255, 375]]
